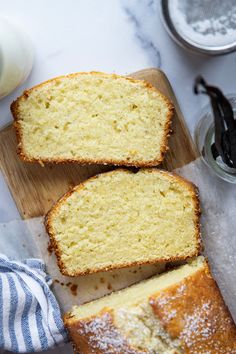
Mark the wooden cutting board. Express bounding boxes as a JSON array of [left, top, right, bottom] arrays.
[[0, 68, 198, 219]]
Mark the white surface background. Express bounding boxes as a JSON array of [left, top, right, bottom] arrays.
[[1, 0, 236, 223], [0, 1, 236, 353]]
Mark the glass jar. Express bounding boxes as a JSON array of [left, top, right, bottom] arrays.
[[194, 94, 236, 183], [160, 0, 236, 56]]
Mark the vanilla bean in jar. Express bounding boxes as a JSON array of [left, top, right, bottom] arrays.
[[194, 77, 236, 183]]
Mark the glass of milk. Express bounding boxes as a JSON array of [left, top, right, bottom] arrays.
[[0, 17, 34, 99]]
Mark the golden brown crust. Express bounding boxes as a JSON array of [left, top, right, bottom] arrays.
[[150, 261, 236, 353], [10, 71, 174, 168], [64, 260, 236, 353], [64, 309, 147, 354], [45, 168, 201, 276]]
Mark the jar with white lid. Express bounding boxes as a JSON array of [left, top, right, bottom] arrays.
[[0, 17, 34, 99]]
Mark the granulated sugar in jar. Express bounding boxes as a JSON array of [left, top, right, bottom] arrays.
[[160, 0, 236, 55]]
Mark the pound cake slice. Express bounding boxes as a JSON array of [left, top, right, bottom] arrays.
[[64, 257, 236, 354], [11, 72, 173, 167], [45, 169, 201, 276]]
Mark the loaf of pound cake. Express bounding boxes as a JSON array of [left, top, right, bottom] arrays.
[[45, 169, 201, 276], [64, 257, 236, 354], [11, 72, 173, 167]]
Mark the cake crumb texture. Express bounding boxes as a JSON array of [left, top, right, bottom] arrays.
[[46, 169, 200, 276], [11, 72, 173, 167]]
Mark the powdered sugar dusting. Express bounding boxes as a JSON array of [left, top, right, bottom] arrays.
[[116, 303, 182, 353], [76, 312, 145, 354], [76, 306, 183, 354], [165, 309, 177, 321], [180, 301, 236, 353], [153, 266, 236, 353], [181, 301, 215, 346], [155, 282, 187, 308]]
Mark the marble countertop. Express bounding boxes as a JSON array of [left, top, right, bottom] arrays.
[[0, 1, 236, 352], [1, 0, 236, 223]]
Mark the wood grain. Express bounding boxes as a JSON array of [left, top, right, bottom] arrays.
[[0, 68, 198, 219]]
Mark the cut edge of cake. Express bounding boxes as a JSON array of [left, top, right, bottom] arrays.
[[45, 168, 201, 277], [11, 71, 174, 168]]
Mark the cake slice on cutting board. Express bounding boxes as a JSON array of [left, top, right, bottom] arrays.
[[64, 256, 236, 354], [45, 168, 201, 276], [11, 71, 173, 167]]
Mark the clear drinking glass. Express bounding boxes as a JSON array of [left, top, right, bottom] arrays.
[[194, 94, 236, 184]]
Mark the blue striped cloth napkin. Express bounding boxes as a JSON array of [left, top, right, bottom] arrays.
[[0, 254, 68, 352]]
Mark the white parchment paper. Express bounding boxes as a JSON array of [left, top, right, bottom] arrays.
[[176, 158, 236, 322], [1, 158, 236, 321], [0, 217, 164, 313]]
